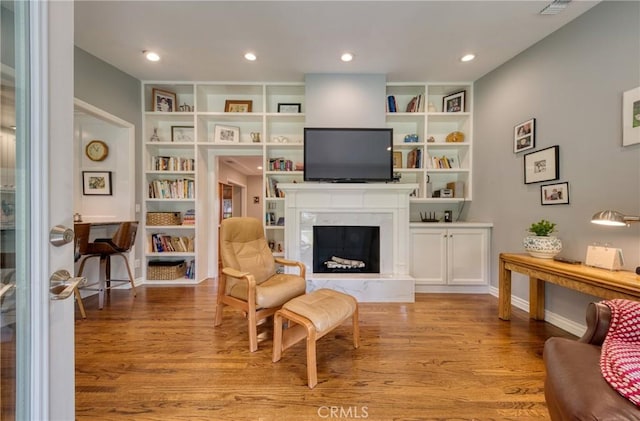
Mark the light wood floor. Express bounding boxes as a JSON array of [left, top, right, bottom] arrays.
[[75, 280, 575, 421]]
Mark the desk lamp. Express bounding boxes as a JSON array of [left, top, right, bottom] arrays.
[[591, 210, 640, 274]]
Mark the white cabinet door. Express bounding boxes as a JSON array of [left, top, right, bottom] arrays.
[[447, 229, 489, 285], [410, 228, 447, 285]]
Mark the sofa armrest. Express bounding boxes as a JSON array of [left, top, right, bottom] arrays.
[[578, 302, 611, 345]]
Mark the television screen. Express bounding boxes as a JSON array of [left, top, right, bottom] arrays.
[[303, 128, 393, 182]]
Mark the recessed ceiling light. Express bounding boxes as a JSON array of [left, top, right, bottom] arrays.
[[461, 54, 476, 62], [244, 52, 257, 61], [143, 50, 160, 62], [341, 52, 354, 62], [257, 166, 263, 170]]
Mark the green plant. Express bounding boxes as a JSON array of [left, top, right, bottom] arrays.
[[527, 219, 556, 236]]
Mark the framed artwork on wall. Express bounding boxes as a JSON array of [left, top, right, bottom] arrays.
[[82, 171, 112, 195], [523, 145, 559, 184], [541, 181, 569, 205], [623, 86, 640, 146], [514, 118, 535, 153]]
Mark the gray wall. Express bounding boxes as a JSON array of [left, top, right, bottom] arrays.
[[74, 47, 143, 275], [472, 1, 640, 324], [305, 73, 386, 127]]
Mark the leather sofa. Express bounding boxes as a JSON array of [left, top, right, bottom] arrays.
[[543, 302, 640, 420]]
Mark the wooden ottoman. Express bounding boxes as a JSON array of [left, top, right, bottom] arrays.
[[272, 288, 359, 388]]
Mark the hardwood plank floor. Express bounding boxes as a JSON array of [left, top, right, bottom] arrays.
[[75, 280, 575, 421]]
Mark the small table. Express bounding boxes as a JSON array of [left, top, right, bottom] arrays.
[[499, 253, 640, 320]]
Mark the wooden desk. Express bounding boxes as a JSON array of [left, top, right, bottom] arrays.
[[499, 252, 640, 320]]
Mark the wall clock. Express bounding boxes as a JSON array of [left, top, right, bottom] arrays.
[[85, 140, 109, 162]]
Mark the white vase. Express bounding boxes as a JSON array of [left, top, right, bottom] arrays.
[[523, 235, 562, 259]]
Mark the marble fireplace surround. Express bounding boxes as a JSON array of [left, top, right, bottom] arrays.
[[278, 183, 417, 302]]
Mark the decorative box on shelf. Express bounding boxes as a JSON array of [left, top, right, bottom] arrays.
[[146, 211, 181, 226]]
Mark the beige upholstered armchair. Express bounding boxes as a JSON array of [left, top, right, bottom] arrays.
[[215, 217, 306, 352]]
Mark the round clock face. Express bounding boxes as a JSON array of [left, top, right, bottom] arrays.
[[85, 140, 109, 162]]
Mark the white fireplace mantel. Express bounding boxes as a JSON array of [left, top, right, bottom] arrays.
[[278, 183, 417, 302]]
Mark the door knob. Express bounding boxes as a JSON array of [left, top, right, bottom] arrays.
[[49, 225, 75, 247], [49, 269, 86, 300]]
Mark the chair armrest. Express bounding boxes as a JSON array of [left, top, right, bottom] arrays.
[[578, 302, 612, 345], [274, 257, 306, 278], [221, 267, 251, 279]]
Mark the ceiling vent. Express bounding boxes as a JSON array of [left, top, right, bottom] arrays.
[[539, 0, 571, 15]]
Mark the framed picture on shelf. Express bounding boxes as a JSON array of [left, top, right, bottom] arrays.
[[513, 118, 536, 153], [524, 145, 559, 184], [152, 88, 176, 112], [224, 100, 252, 113], [82, 171, 112, 195], [214, 125, 240, 143], [541, 181, 569, 205], [277, 103, 301, 113], [171, 126, 194, 142], [442, 90, 465, 113], [393, 151, 403, 168], [622, 86, 640, 146]]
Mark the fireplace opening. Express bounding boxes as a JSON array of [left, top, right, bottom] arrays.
[[313, 225, 380, 273]]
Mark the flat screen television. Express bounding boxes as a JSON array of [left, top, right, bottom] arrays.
[[303, 127, 394, 182]]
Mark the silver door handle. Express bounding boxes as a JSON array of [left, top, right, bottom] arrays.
[[50, 269, 86, 300]]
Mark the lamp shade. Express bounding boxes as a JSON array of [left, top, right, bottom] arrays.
[[591, 210, 639, 226]]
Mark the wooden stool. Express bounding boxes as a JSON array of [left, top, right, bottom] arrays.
[[272, 288, 359, 388]]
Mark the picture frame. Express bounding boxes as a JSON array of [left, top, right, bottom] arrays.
[[393, 151, 403, 168], [152, 88, 176, 112], [514, 118, 536, 153], [442, 90, 465, 113], [224, 100, 252, 113], [541, 181, 569, 205], [171, 126, 194, 142], [82, 171, 112, 196], [524, 145, 559, 184], [277, 103, 301, 113], [622, 86, 640, 146], [214, 125, 240, 143]]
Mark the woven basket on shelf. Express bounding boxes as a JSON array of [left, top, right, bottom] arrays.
[[147, 260, 186, 280], [146, 211, 181, 226]]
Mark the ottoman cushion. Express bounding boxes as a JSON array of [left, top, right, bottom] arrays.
[[283, 289, 357, 333]]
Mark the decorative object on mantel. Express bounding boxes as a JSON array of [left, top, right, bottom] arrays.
[[149, 128, 160, 142], [250, 132, 261, 143], [622, 86, 640, 146], [514, 118, 536, 153], [446, 131, 465, 143], [523, 219, 562, 259]]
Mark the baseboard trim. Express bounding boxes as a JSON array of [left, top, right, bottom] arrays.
[[488, 286, 585, 337]]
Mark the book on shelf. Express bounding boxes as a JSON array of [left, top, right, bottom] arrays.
[[406, 148, 422, 169], [182, 209, 196, 225], [266, 178, 285, 198], [185, 259, 195, 279], [405, 94, 423, 113], [269, 157, 294, 171], [430, 153, 460, 169], [387, 95, 397, 112], [149, 233, 195, 253]]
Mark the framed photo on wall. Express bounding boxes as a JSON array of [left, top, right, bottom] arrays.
[[541, 182, 569, 205], [524, 145, 559, 184], [623, 86, 640, 146], [152, 88, 176, 112], [442, 90, 465, 113], [513, 118, 536, 153], [82, 171, 112, 195]]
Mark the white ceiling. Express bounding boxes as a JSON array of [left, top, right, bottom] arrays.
[[74, 1, 599, 176], [74, 1, 599, 83]]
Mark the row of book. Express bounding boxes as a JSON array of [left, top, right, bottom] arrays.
[[149, 234, 195, 253], [430, 154, 460, 169], [182, 209, 196, 225], [150, 156, 195, 172], [387, 94, 425, 113], [268, 157, 295, 172], [148, 178, 195, 199], [185, 260, 195, 280], [266, 178, 285, 198]]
